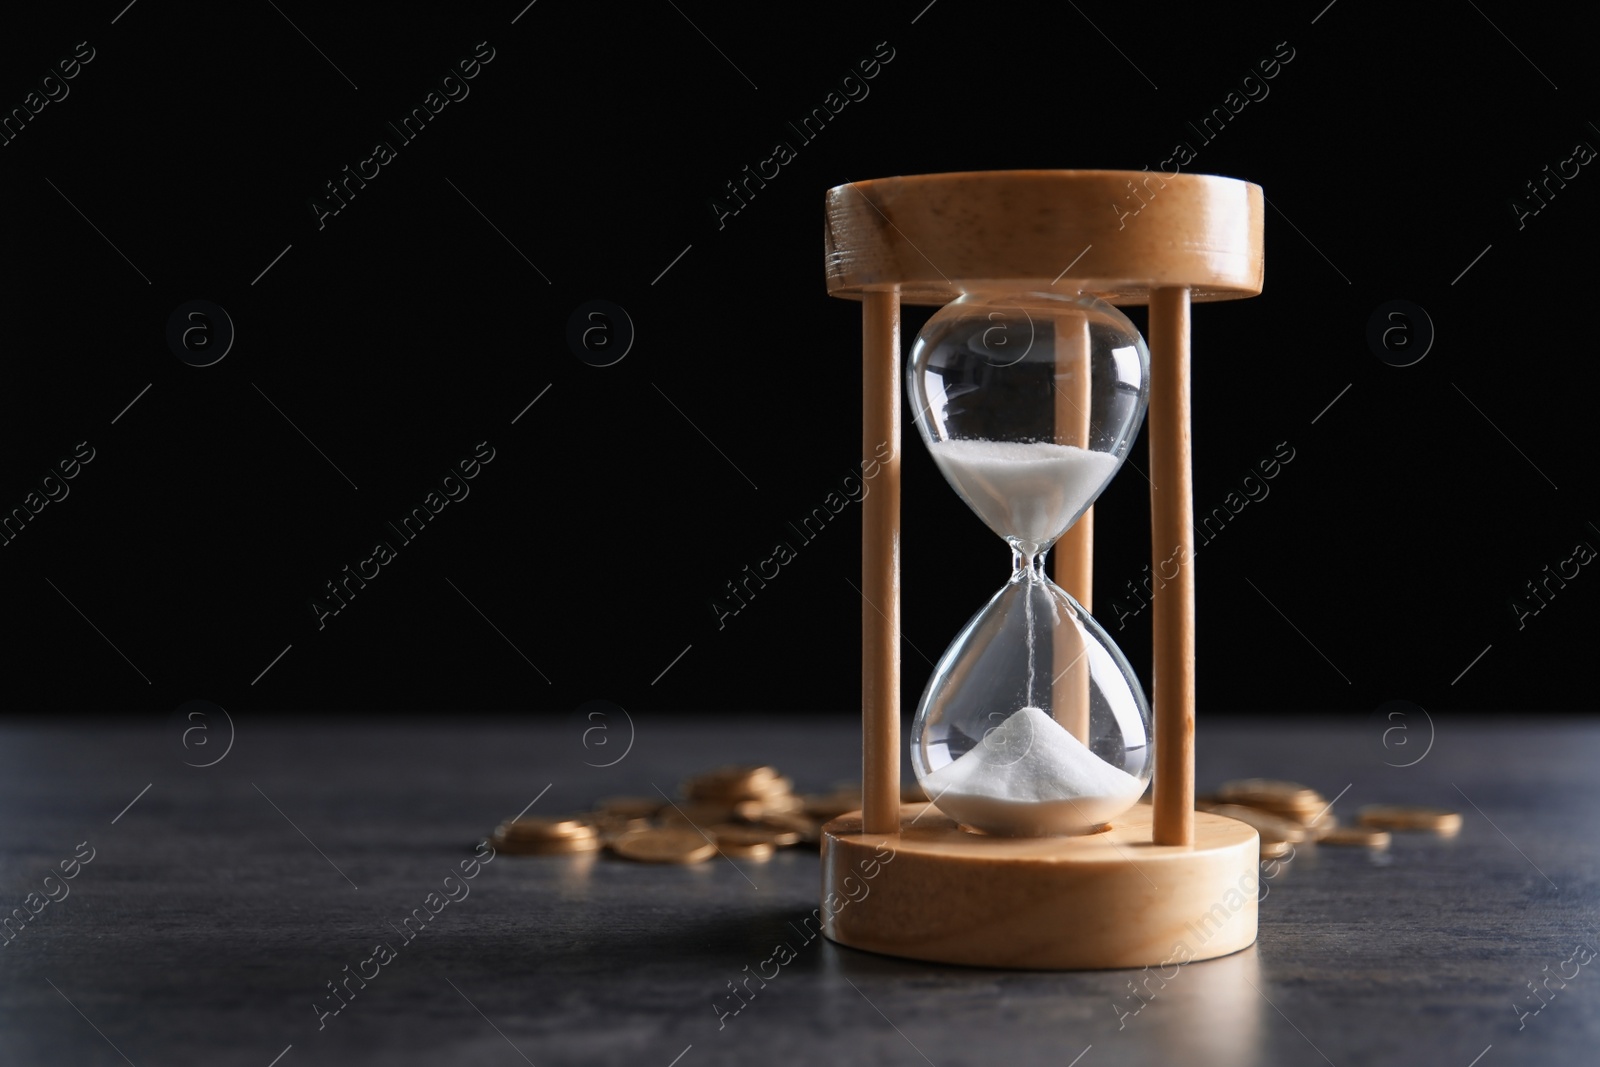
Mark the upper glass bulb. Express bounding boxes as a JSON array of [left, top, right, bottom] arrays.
[[908, 290, 1149, 556]]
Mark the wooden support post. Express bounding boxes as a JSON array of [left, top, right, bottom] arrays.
[[1052, 312, 1093, 745], [862, 289, 902, 835], [1055, 513, 1094, 612], [1148, 287, 1195, 847]]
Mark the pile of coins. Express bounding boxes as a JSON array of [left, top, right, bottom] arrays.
[[491, 765, 884, 865], [1197, 778, 1461, 857], [490, 768, 1462, 865]]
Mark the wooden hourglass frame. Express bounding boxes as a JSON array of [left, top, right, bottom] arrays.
[[820, 170, 1265, 970]]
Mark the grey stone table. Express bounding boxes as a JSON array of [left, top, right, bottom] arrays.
[[1, 714, 1596, 1066]]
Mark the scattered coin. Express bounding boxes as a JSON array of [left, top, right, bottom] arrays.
[[1258, 800, 1328, 825], [711, 828, 778, 861], [658, 802, 740, 829], [1307, 811, 1339, 841], [1259, 839, 1294, 860], [802, 792, 862, 820], [495, 834, 603, 855], [1321, 825, 1392, 849], [684, 765, 788, 803], [1356, 805, 1462, 835], [591, 813, 652, 840], [713, 823, 798, 849], [734, 793, 805, 820], [492, 822, 602, 855], [1202, 803, 1308, 844], [1216, 779, 1327, 822], [598, 796, 662, 819], [611, 827, 718, 864], [1218, 779, 1319, 804], [497, 816, 594, 842], [751, 811, 822, 846]]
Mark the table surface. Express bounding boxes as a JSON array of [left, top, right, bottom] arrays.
[[1, 714, 1596, 1067]]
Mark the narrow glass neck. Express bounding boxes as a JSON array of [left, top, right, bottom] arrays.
[[1009, 543, 1047, 581]]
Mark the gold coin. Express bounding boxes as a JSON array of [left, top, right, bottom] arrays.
[[752, 812, 821, 846], [802, 792, 862, 819], [1308, 811, 1339, 840], [1261, 799, 1328, 823], [711, 824, 792, 848], [746, 825, 801, 847], [1320, 825, 1392, 849], [1259, 839, 1294, 860], [1233, 799, 1332, 827], [658, 802, 737, 828], [497, 816, 594, 842], [492, 827, 602, 854], [707, 825, 779, 859], [1356, 805, 1462, 834], [1218, 778, 1321, 804], [597, 796, 662, 819], [683, 765, 783, 799], [733, 794, 805, 820], [705, 763, 780, 785], [611, 827, 717, 864], [1218, 777, 1318, 798], [688, 780, 793, 805], [1204, 804, 1308, 844], [1209, 785, 1327, 825], [590, 813, 652, 840], [718, 840, 775, 861]]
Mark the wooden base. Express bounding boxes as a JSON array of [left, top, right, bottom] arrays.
[[820, 801, 1258, 970]]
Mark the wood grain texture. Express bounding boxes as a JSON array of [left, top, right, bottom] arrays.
[[821, 801, 1258, 969], [860, 290, 901, 835], [824, 170, 1263, 306], [1149, 287, 1196, 847], [1053, 311, 1094, 743]]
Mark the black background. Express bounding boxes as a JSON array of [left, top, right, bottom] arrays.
[[0, 1, 1594, 721]]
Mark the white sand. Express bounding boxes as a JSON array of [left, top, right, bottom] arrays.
[[927, 440, 1118, 549], [921, 705, 1146, 836]]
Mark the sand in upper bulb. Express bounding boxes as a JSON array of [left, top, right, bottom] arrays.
[[926, 439, 1119, 548]]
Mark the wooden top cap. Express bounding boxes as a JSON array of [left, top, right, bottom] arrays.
[[824, 170, 1263, 306]]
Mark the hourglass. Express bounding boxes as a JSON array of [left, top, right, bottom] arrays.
[[820, 170, 1265, 969], [907, 291, 1152, 838]]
